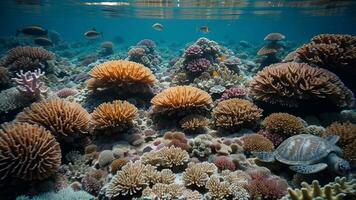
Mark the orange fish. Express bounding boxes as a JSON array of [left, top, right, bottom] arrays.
[[218, 55, 227, 62], [212, 70, 220, 77]]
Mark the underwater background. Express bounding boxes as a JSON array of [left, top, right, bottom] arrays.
[[0, 0, 355, 200]]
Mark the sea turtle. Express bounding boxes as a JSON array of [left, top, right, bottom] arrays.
[[253, 134, 350, 174]]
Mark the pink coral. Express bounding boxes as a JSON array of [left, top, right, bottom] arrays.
[[184, 45, 203, 57], [220, 86, 248, 101], [12, 68, 48, 100], [258, 130, 284, 147], [56, 88, 78, 98], [213, 156, 236, 171], [186, 58, 211, 73]]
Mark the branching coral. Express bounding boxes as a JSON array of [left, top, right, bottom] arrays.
[[91, 100, 138, 133], [249, 62, 354, 107], [16, 98, 90, 140], [141, 146, 189, 169], [212, 98, 262, 129], [179, 114, 209, 133], [262, 113, 305, 137], [186, 58, 211, 73], [151, 86, 212, 115], [81, 169, 108, 196], [3, 46, 54, 71], [206, 175, 232, 199], [242, 134, 274, 152], [12, 68, 48, 100], [87, 60, 156, 91], [213, 156, 236, 171], [0, 123, 61, 180], [142, 183, 185, 199], [281, 177, 356, 200], [182, 162, 217, 188]]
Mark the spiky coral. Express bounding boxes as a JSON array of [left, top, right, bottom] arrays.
[[249, 62, 354, 107], [0, 123, 61, 180], [179, 114, 209, 133], [3, 46, 54, 71], [206, 175, 232, 199], [87, 60, 156, 91], [281, 177, 356, 200], [212, 98, 262, 129], [91, 100, 138, 133], [262, 113, 305, 137], [141, 146, 189, 169], [182, 162, 217, 188], [151, 86, 212, 115], [16, 98, 90, 140], [242, 134, 274, 152], [142, 183, 185, 199]]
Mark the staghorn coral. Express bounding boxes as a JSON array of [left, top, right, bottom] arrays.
[[151, 85, 212, 115], [249, 62, 354, 107], [16, 98, 90, 140], [91, 100, 138, 133], [179, 114, 209, 133], [12, 68, 48, 100], [281, 176, 356, 200], [242, 134, 274, 152], [142, 183, 185, 199], [206, 175, 231, 199], [182, 189, 203, 200], [105, 161, 149, 197], [182, 162, 217, 188], [262, 113, 305, 137], [213, 98, 262, 129], [87, 60, 156, 91], [141, 146, 189, 169], [3, 46, 54, 71], [0, 123, 61, 180]]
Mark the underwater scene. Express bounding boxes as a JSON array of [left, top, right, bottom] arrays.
[[0, 0, 356, 199]]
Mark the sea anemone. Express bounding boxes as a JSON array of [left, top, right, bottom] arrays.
[[91, 100, 138, 134], [242, 134, 274, 152], [212, 98, 263, 130], [262, 113, 305, 137], [249, 62, 354, 107], [16, 98, 90, 140], [0, 123, 61, 180]]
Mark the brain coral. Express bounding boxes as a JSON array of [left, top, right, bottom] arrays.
[[151, 86, 212, 115], [91, 100, 138, 133], [262, 113, 305, 137], [87, 60, 156, 90], [249, 62, 354, 107], [0, 123, 61, 180], [3, 46, 54, 71], [16, 98, 90, 140], [212, 98, 263, 129], [242, 134, 274, 152]]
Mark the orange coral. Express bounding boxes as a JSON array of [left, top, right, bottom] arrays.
[[87, 60, 156, 90], [212, 98, 262, 129], [111, 158, 129, 174], [3, 46, 54, 71], [249, 62, 354, 107], [179, 114, 209, 132], [151, 86, 212, 115], [91, 100, 138, 133], [16, 98, 90, 139], [242, 134, 274, 152], [0, 123, 61, 180], [262, 113, 305, 136]]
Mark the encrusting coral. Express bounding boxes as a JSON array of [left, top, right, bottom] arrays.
[[212, 98, 263, 130], [151, 85, 212, 116], [0, 123, 61, 181], [16, 98, 90, 140], [281, 176, 356, 200], [91, 100, 138, 134], [87, 60, 156, 92], [249, 62, 354, 108], [262, 113, 305, 137]]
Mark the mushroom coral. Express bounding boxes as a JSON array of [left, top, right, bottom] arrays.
[[212, 98, 262, 130], [16, 98, 90, 140], [0, 123, 61, 180], [249, 62, 354, 107], [262, 113, 305, 137], [91, 100, 138, 133], [87, 60, 156, 90], [151, 86, 212, 115]]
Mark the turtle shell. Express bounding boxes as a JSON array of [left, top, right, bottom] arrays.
[[275, 134, 339, 165]]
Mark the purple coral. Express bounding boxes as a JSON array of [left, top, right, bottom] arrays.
[[12, 68, 48, 100], [186, 58, 210, 73], [137, 39, 156, 49], [184, 44, 203, 57], [220, 86, 248, 100], [259, 130, 285, 147]]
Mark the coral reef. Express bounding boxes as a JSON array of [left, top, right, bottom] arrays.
[[262, 113, 305, 137], [16, 187, 93, 200], [182, 162, 217, 188], [0, 66, 10, 90], [12, 68, 48, 100], [249, 62, 354, 108], [127, 39, 162, 71], [242, 134, 275, 152], [179, 114, 209, 133], [0, 123, 61, 181], [219, 86, 248, 101], [212, 98, 262, 130], [142, 146, 189, 169]]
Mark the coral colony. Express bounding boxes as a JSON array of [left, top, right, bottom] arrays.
[[0, 31, 355, 200]]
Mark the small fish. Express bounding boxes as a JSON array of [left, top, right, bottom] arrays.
[[84, 28, 102, 40], [152, 23, 164, 31], [218, 55, 227, 62], [16, 25, 48, 37], [199, 26, 210, 33], [212, 70, 220, 77], [34, 37, 53, 47]]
